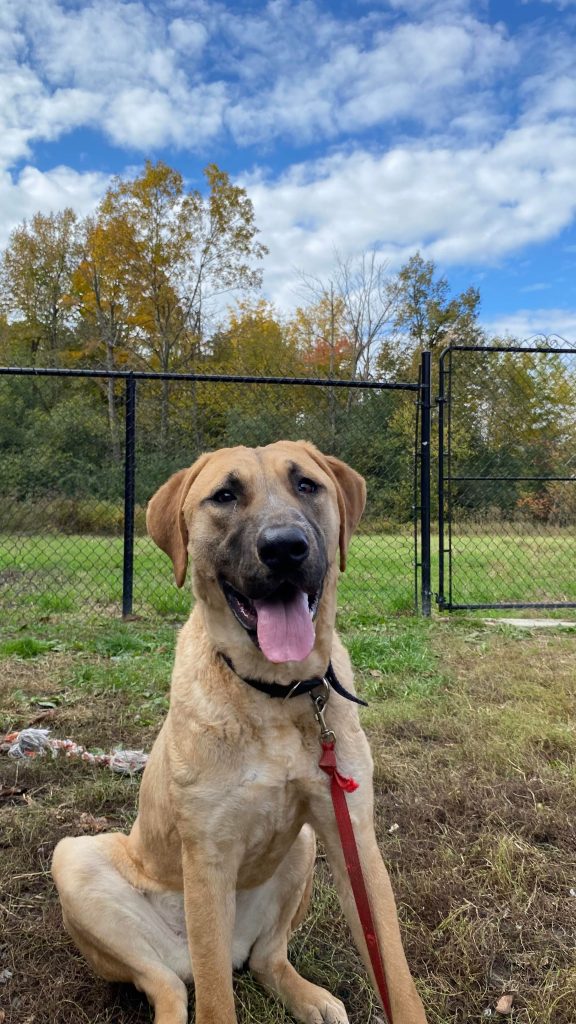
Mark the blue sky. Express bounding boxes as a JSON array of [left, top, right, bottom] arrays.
[[2, 0, 576, 338]]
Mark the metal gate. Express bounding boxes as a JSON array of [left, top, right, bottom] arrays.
[[437, 343, 576, 611]]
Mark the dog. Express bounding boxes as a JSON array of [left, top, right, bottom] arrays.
[[52, 441, 427, 1024]]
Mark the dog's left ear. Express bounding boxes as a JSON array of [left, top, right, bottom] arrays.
[[146, 453, 213, 587], [301, 445, 366, 571]]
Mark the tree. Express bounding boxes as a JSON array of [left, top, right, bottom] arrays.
[[332, 251, 397, 381], [98, 161, 267, 443], [286, 290, 351, 443], [208, 299, 296, 375], [446, 346, 576, 521], [72, 214, 139, 461], [296, 252, 396, 384], [0, 209, 81, 365], [289, 290, 351, 378], [389, 252, 482, 356]]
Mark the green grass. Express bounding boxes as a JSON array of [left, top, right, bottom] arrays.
[[1, 611, 575, 1023], [2, 529, 575, 624], [0, 636, 60, 659], [447, 530, 576, 609]]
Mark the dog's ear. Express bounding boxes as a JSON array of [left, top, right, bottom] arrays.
[[300, 445, 366, 571], [146, 453, 213, 587]]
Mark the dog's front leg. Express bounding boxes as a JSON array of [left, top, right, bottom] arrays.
[[314, 807, 427, 1024], [181, 843, 238, 1024]]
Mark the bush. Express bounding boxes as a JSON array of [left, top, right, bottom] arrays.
[[547, 482, 576, 526], [0, 497, 148, 536]]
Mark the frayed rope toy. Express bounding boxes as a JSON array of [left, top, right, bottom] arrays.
[[1, 727, 148, 775]]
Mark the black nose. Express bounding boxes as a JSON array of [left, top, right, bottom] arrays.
[[257, 526, 310, 571]]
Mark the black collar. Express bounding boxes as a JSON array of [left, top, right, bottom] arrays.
[[219, 654, 368, 706]]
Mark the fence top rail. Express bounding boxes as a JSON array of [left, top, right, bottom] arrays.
[[0, 365, 419, 391], [449, 475, 576, 482], [440, 343, 576, 358]]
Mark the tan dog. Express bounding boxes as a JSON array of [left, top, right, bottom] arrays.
[[52, 441, 427, 1024]]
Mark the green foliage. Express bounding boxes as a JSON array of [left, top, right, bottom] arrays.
[[447, 348, 576, 523], [0, 497, 147, 535], [0, 636, 57, 658], [389, 251, 482, 355], [0, 171, 574, 532]]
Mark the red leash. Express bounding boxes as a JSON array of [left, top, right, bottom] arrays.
[[311, 688, 394, 1024]]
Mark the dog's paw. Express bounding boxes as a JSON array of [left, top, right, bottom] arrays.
[[297, 985, 349, 1024]]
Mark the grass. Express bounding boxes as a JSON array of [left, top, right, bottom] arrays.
[[1, 601, 575, 1023], [1, 529, 576, 622]]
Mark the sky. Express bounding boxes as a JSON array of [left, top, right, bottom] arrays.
[[1, 0, 576, 340]]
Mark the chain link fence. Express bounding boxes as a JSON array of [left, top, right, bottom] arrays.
[[0, 369, 422, 622], [438, 343, 576, 611]]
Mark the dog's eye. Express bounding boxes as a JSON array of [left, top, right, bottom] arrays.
[[298, 478, 318, 495], [211, 488, 236, 504]]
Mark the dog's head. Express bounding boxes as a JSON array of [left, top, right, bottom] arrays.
[[147, 441, 365, 665]]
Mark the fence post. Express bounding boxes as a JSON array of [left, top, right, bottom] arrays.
[[437, 349, 447, 610], [122, 374, 136, 618], [419, 350, 432, 617]]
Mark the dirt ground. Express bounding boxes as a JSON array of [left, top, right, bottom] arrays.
[[1, 622, 575, 1023]]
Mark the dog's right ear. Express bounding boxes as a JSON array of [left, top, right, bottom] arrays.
[[146, 453, 213, 587]]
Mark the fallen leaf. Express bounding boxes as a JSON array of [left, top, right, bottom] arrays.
[[28, 709, 57, 726], [0, 1009, 6, 1022], [0, 786, 27, 803], [78, 813, 111, 833], [0, 968, 12, 983], [496, 994, 514, 1014]]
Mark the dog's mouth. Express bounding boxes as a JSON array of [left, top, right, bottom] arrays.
[[222, 581, 320, 664]]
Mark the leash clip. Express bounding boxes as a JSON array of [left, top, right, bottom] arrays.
[[309, 680, 336, 745]]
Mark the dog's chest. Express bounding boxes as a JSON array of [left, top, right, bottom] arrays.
[[179, 729, 318, 863]]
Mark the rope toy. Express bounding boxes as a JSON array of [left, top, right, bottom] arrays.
[[1, 728, 148, 774]]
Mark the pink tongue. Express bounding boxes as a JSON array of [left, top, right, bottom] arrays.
[[253, 589, 316, 663]]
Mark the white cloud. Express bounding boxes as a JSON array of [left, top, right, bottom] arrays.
[[0, 0, 224, 157], [226, 15, 515, 144], [0, 164, 108, 249], [484, 307, 576, 341], [520, 282, 553, 293], [522, 73, 576, 120], [0, 0, 520, 160], [241, 119, 576, 307], [169, 17, 208, 55], [0, 0, 574, 327]]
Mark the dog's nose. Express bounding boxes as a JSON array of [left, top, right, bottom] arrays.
[[257, 526, 310, 570]]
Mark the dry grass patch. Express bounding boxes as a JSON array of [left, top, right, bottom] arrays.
[[1, 620, 575, 1022], [364, 625, 576, 1023]]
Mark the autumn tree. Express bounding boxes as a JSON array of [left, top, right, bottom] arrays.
[[444, 344, 576, 522], [0, 209, 81, 365], [189, 300, 299, 449], [389, 252, 482, 359], [208, 299, 296, 375], [72, 214, 139, 460], [296, 252, 396, 383], [97, 161, 267, 443], [288, 290, 350, 377]]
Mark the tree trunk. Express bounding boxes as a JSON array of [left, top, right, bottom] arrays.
[[160, 377, 170, 449], [106, 344, 121, 463]]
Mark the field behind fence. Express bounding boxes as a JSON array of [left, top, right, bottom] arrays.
[[2, 531, 576, 625], [2, 343, 576, 618], [0, 369, 423, 618]]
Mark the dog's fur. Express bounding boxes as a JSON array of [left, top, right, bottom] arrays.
[[52, 441, 427, 1024]]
